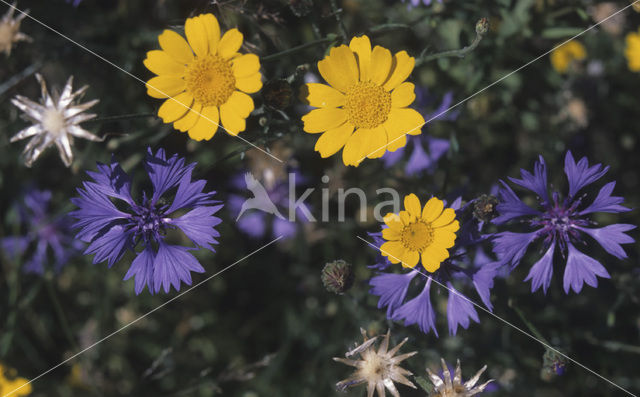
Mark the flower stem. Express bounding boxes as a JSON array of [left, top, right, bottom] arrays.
[[416, 18, 488, 66], [510, 300, 550, 345], [0, 62, 43, 98], [86, 113, 156, 123], [262, 36, 337, 62], [329, 0, 349, 42], [46, 277, 80, 351]]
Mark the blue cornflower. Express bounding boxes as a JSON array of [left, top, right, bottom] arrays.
[[492, 151, 635, 294], [368, 198, 500, 336], [70, 148, 222, 294], [383, 89, 456, 176], [402, 0, 442, 8], [1, 189, 82, 274]]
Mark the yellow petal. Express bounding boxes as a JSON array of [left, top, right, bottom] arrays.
[[433, 229, 457, 249], [404, 194, 421, 217], [146, 76, 185, 98], [201, 13, 221, 55], [218, 28, 243, 59], [421, 248, 442, 273], [174, 104, 202, 132], [370, 45, 393, 85], [224, 90, 254, 119], [302, 108, 347, 133], [235, 72, 263, 94], [232, 54, 261, 78], [317, 45, 359, 92], [220, 102, 247, 135], [439, 219, 460, 234], [185, 15, 209, 57], [432, 208, 456, 229], [399, 210, 411, 225], [383, 51, 415, 91], [384, 107, 425, 142], [158, 92, 193, 123], [144, 50, 186, 76], [341, 127, 369, 166], [383, 213, 403, 230], [382, 227, 401, 241], [301, 83, 345, 108], [349, 35, 372, 81], [380, 241, 404, 263], [422, 197, 444, 223], [187, 106, 219, 141], [401, 250, 420, 268], [158, 29, 194, 64], [365, 125, 388, 159], [314, 122, 354, 158], [391, 82, 416, 108]]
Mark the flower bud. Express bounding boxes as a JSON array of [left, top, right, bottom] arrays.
[[542, 349, 567, 379], [472, 194, 498, 222], [321, 260, 354, 294], [262, 79, 293, 110], [476, 18, 489, 35]]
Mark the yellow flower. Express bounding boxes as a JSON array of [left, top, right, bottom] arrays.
[[634, 2, 640, 13], [550, 40, 586, 73], [301, 35, 425, 167], [0, 363, 32, 396], [380, 194, 459, 273], [144, 14, 262, 141], [624, 28, 640, 72]]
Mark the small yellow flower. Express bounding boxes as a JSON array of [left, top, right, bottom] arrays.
[[624, 28, 640, 72], [144, 13, 262, 141], [0, 2, 32, 56], [0, 363, 32, 396], [301, 35, 425, 167], [550, 40, 586, 74], [380, 194, 459, 272], [634, 2, 640, 13]]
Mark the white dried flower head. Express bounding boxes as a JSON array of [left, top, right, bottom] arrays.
[[0, 2, 31, 56], [427, 358, 493, 397], [333, 328, 417, 397], [10, 74, 102, 167]]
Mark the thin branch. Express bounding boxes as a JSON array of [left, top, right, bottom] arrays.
[[416, 18, 488, 66]]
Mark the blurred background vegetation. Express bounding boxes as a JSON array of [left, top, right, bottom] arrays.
[[1, 0, 639, 396]]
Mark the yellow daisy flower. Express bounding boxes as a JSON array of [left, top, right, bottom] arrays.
[[144, 13, 262, 141], [550, 40, 586, 74], [0, 362, 32, 396], [624, 28, 640, 72], [301, 35, 425, 167], [380, 194, 459, 273]]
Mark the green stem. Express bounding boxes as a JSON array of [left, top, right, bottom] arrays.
[[0, 62, 43, 97], [329, 0, 349, 42], [416, 18, 487, 66], [510, 302, 550, 345], [262, 36, 336, 62], [46, 277, 79, 351], [86, 113, 156, 123]]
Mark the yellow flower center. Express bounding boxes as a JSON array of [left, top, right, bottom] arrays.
[[401, 221, 434, 252], [185, 54, 235, 107], [344, 81, 391, 129]]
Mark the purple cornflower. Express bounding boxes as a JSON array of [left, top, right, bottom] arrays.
[[369, 198, 500, 336], [492, 151, 635, 294], [228, 169, 309, 241], [70, 148, 222, 294], [1, 189, 82, 274], [383, 89, 455, 176], [402, 0, 443, 9]]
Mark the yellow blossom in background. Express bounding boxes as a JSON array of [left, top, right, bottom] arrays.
[[380, 194, 459, 273], [634, 2, 640, 12], [301, 35, 425, 167], [0, 2, 32, 56], [0, 363, 32, 396], [144, 13, 262, 141], [624, 28, 640, 72], [550, 40, 586, 73]]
